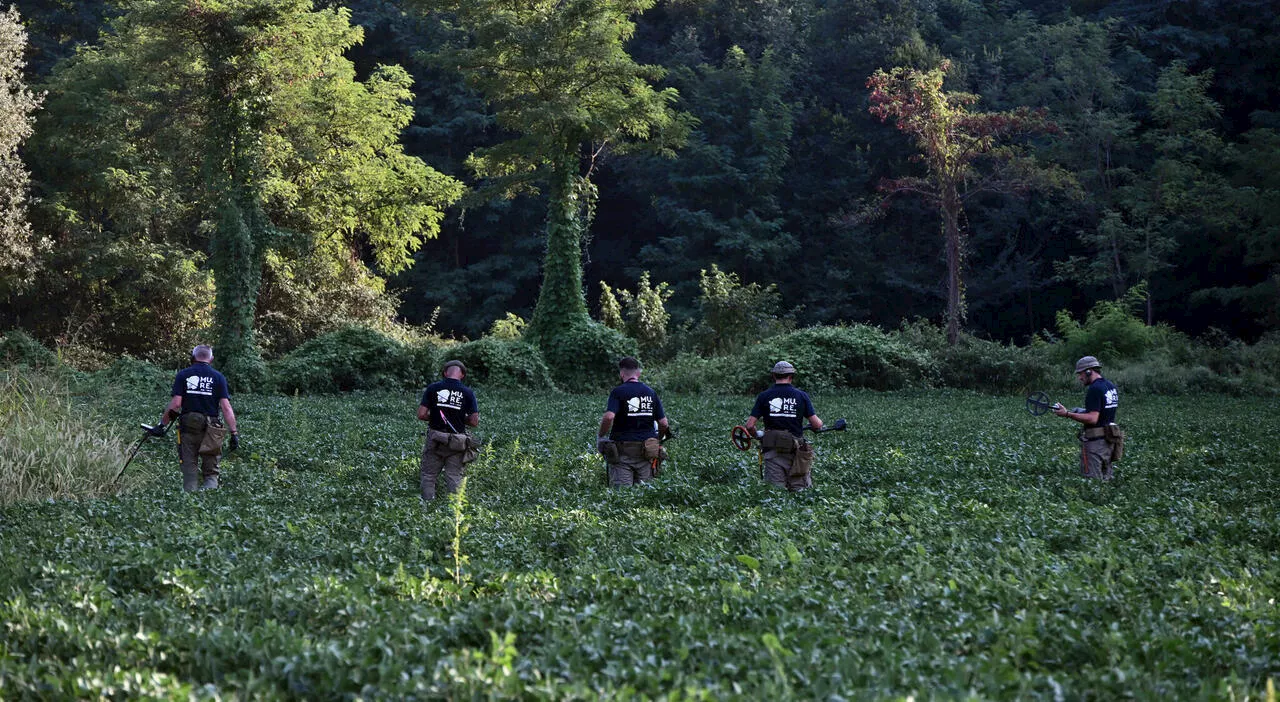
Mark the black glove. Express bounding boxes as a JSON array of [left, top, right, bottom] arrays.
[[147, 424, 167, 438], [229, 433, 240, 452]]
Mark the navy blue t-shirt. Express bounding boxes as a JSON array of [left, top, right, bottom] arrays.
[[750, 384, 817, 437], [606, 380, 665, 442], [171, 363, 231, 417], [420, 378, 478, 433], [1084, 377, 1118, 427]]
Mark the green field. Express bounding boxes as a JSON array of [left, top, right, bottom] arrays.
[[2, 390, 1277, 699]]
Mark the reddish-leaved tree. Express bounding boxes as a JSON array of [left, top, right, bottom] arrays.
[[868, 61, 1071, 344]]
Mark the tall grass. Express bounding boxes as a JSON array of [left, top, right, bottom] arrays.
[[0, 371, 128, 505]]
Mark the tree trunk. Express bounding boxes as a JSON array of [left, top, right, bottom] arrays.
[[211, 195, 266, 390], [527, 157, 589, 340], [943, 192, 965, 346]]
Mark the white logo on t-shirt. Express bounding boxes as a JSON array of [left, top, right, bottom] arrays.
[[185, 375, 214, 396], [1104, 388, 1118, 409], [769, 397, 797, 418], [436, 389, 464, 410], [626, 395, 654, 416]]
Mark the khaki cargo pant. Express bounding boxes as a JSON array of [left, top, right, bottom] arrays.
[[1080, 438, 1114, 480], [762, 449, 812, 491], [608, 452, 654, 487], [177, 419, 220, 492], [421, 431, 467, 500]]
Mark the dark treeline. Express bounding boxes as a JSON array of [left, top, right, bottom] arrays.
[[6, 0, 1280, 359]]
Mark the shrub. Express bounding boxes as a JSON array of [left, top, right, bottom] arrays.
[[438, 338, 554, 390], [654, 324, 936, 393], [488, 313, 528, 341], [538, 320, 638, 393], [84, 356, 173, 395], [0, 370, 126, 505], [941, 339, 1052, 393], [269, 326, 420, 393], [1054, 287, 1155, 363], [689, 265, 789, 356], [0, 329, 57, 369]]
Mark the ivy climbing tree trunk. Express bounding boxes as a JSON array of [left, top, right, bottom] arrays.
[[200, 8, 271, 389], [428, 0, 685, 387], [527, 158, 590, 341], [210, 196, 267, 386]]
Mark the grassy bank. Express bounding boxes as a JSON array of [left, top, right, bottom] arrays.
[[0, 372, 128, 506]]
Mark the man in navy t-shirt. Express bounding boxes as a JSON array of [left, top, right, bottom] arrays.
[[155, 345, 238, 491], [745, 361, 824, 490], [1054, 355, 1120, 480], [597, 357, 669, 487], [418, 360, 480, 501]]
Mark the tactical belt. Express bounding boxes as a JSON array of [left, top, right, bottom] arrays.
[[617, 441, 648, 458], [1080, 426, 1107, 440]]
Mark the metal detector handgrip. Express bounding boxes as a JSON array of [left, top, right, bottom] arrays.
[[807, 418, 848, 434]]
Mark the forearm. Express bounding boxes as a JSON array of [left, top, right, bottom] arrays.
[[1065, 409, 1100, 425], [598, 414, 614, 438], [467, 413, 480, 428], [808, 415, 823, 431], [161, 397, 182, 424], [220, 400, 238, 433]]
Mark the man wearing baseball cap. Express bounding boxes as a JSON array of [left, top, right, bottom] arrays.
[[1053, 356, 1120, 480], [417, 359, 480, 501], [744, 361, 824, 490]]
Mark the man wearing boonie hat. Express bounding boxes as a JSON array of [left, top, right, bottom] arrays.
[[1053, 356, 1120, 480], [418, 359, 480, 501], [744, 361, 824, 490]]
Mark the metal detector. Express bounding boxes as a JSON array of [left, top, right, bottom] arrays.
[[1025, 391, 1085, 417], [113, 418, 175, 483], [730, 418, 848, 451]]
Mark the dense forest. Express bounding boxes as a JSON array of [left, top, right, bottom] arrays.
[[2, 0, 1278, 367]]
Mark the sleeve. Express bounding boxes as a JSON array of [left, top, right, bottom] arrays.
[[749, 394, 766, 418], [653, 394, 666, 421], [215, 373, 231, 401], [171, 372, 184, 397], [605, 388, 621, 414], [801, 392, 816, 418], [420, 387, 432, 408], [1085, 384, 1104, 413], [464, 389, 478, 415]]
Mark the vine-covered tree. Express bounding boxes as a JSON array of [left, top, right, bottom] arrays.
[[426, 0, 686, 385], [868, 60, 1072, 344], [0, 5, 44, 296], [30, 0, 461, 381]]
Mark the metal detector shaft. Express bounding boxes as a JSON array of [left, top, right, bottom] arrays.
[[113, 419, 174, 483]]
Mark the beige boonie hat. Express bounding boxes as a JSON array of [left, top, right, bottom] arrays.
[[1074, 356, 1101, 373]]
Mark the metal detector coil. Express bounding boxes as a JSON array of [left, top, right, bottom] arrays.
[[730, 425, 754, 451], [1025, 391, 1056, 417]]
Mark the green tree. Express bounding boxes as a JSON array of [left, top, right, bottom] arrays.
[[427, 0, 685, 383], [0, 5, 45, 296], [29, 0, 461, 378], [868, 60, 1072, 344], [1055, 62, 1231, 324], [630, 46, 795, 298]]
